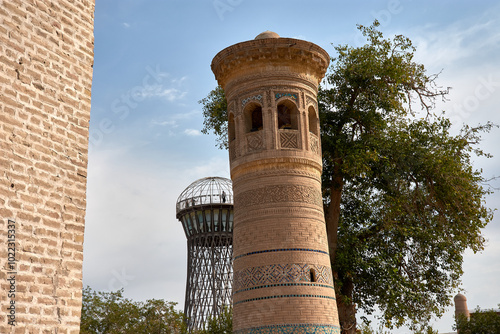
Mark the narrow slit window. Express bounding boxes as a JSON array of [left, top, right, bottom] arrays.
[[310, 268, 317, 282]]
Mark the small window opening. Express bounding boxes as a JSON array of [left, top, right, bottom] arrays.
[[228, 113, 236, 142], [278, 104, 292, 129], [310, 268, 317, 282], [277, 100, 298, 130], [308, 106, 319, 136], [251, 107, 263, 132]]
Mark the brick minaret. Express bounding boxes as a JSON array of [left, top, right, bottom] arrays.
[[0, 1, 95, 332], [212, 31, 340, 333]]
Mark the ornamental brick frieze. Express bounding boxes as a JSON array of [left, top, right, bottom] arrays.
[[224, 72, 319, 96], [279, 130, 299, 149], [233, 263, 334, 292], [306, 95, 318, 108], [246, 132, 264, 152], [235, 184, 322, 209], [310, 134, 320, 154], [242, 94, 264, 107]]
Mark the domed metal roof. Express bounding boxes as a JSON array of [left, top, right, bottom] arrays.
[[176, 176, 233, 214]]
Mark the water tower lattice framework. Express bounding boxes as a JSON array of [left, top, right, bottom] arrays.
[[176, 176, 234, 331]]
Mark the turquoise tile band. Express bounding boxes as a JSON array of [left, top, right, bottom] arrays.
[[234, 324, 341, 334]]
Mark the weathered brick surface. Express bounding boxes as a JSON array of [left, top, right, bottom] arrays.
[[0, 0, 95, 332], [212, 32, 340, 332]]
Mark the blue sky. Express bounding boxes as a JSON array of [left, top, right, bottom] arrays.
[[83, 1, 500, 332]]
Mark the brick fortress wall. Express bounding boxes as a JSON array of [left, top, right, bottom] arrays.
[[0, 1, 95, 333]]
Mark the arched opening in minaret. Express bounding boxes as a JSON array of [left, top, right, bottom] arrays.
[[228, 112, 236, 142], [310, 268, 317, 282], [308, 106, 319, 136], [244, 103, 263, 132], [277, 100, 298, 130]]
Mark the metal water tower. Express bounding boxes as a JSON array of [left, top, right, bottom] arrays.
[[176, 176, 234, 331]]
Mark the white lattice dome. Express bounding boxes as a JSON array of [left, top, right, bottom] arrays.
[[176, 176, 233, 214], [176, 177, 234, 237]]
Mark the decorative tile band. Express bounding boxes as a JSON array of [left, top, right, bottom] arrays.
[[234, 248, 329, 260], [234, 263, 334, 291], [234, 324, 341, 334], [275, 93, 298, 101], [234, 282, 334, 294], [233, 293, 336, 305], [235, 184, 323, 209], [242, 94, 263, 107]]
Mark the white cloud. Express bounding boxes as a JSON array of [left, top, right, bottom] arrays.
[[136, 85, 187, 102], [171, 76, 188, 85], [185, 156, 230, 180], [122, 22, 130, 28], [184, 129, 201, 136], [412, 12, 500, 69], [151, 120, 177, 127], [131, 73, 190, 103], [150, 110, 201, 136]]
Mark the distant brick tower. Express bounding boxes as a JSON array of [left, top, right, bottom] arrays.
[[0, 1, 95, 333], [454, 293, 470, 320], [212, 31, 340, 333]]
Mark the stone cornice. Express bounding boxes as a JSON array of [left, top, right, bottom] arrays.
[[211, 38, 330, 91]]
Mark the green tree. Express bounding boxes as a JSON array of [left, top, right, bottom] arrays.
[[454, 306, 500, 334], [200, 22, 495, 333], [80, 286, 186, 334], [196, 306, 232, 334], [200, 85, 228, 150]]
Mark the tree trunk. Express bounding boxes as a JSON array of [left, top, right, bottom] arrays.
[[325, 174, 357, 333], [336, 277, 357, 334], [325, 176, 343, 264]]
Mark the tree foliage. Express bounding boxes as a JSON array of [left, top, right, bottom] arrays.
[[80, 286, 186, 334], [199, 21, 495, 333], [319, 21, 494, 332], [195, 306, 232, 334], [199, 85, 228, 150], [357, 322, 437, 334], [454, 306, 500, 334]]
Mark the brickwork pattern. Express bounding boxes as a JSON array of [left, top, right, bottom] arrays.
[[233, 297, 339, 329], [0, 1, 95, 332]]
